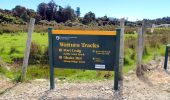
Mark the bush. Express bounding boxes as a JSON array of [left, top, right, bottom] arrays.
[[0, 30, 3, 35], [29, 42, 42, 64], [124, 48, 134, 66], [0, 47, 4, 54], [38, 20, 49, 25], [41, 47, 49, 65]]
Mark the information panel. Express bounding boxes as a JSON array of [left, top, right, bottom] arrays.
[[48, 29, 121, 90], [50, 30, 117, 71]]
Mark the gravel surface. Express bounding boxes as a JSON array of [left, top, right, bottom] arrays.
[[0, 58, 170, 100]]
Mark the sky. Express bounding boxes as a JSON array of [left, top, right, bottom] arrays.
[[0, 0, 170, 21]]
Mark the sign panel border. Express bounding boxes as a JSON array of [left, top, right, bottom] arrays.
[[48, 28, 121, 90]]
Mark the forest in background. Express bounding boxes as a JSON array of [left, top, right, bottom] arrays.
[[1, 0, 170, 27]]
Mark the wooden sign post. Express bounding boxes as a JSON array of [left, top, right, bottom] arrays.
[[48, 29, 121, 90]]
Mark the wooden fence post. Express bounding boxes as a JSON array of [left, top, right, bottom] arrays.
[[136, 27, 143, 76], [164, 45, 170, 70], [151, 24, 155, 33], [119, 18, 125, 80], [21, 18, 35, 82], [142, 20, 145, 53]]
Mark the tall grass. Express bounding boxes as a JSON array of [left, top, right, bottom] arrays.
[[0, 27, 169, 82], [0, 24, 138, 34]]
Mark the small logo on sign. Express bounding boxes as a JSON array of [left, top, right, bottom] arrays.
[[56, 36, 60, 40]]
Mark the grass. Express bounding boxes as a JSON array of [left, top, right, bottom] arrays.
[[23, 65, 114, 82], [0, 66, 21, 82], [0, 31, 169, 82], [0, 32, 48, 63]]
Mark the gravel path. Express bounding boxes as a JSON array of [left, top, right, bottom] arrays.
[[0, 58, 170, 100]]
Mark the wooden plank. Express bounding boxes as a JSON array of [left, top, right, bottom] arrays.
[[21, 18, 35, 82]]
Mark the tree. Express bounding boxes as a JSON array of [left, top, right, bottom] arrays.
[[55, 6, 76, 23], [75, 7, 80, 17], [61, 6, 76, 22], [12, 5, 29, 22], [100, 15, 109, 21], [82, 11, 95, 25], [27, 9, 36, 18], [37, 3, 48, 20], [55, 6, 63, 23], [46, 0, 57, 21], [35, 13, 42, 23], [97, 15, 110, 26]]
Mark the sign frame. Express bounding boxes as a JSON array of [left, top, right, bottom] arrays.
[[48, 28, 121, 90]]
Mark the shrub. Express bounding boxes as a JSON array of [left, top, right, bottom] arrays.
[[41, 47, 49, 65], [143, 45, 150, 56], [124, 48, 134, 66], [29, 42, 42, 64], [38, 20, 49, 25], [0, 30, 3, 35], [0, 47, 5, 53]]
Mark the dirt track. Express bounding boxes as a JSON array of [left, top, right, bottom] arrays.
[[0, 57, 170, 100]]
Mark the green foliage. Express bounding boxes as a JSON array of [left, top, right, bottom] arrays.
[[0, 66, 21, 82], [143, 45, 150, 56], [9, 46, 19, 55], [124, 49, 134, 65], [0, 30, 3, 35], [0, 67, 13, 79], [37, 3, 48, 20], [46, 1, 57, 21], [12, 5, 36, 22], [75, 7, 80, 17], [82, 11, 96, 25], [37, 1, 76, 23], [55, 6, 76, 23], [0, 33, 48, 63], [0, 13, 24, 24], [0, 28, 169, 82], [60, 6, 76, 22], [29, 42, 42, 64], [25, 65, 113, 82]]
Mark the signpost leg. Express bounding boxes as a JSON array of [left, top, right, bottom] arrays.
[[48, 28, 55, 90], [114, 29, 121, 90], [164, 45, 169, 70], [114, 67, 119, 90], [50, 65, 55, 89]]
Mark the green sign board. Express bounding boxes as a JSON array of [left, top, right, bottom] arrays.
[[48, 28, 121, 90]]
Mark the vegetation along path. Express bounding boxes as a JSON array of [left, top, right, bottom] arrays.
[[0, 57, 170, 100]]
